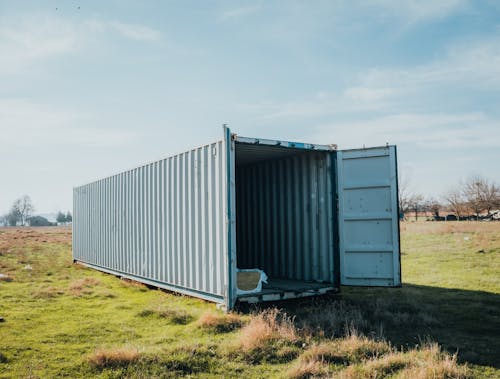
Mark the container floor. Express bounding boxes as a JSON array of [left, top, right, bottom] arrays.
[[237, 278, 338, 304]]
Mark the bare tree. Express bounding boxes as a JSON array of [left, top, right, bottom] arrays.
[[462, 176, 484, 220], [11, 195, 35, 226], [398, 170, 413, 219], [6, 207, 21, 226], [397, 170, 426, 220], [479, 179, 500, 216], [425, 197, 442, 219], [408, 194, 424, 221], [444, 188, 467, 220]]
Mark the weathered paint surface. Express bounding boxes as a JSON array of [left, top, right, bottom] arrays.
[[336, 146, 401, 286]]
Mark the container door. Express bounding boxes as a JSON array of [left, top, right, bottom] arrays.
[[336, 146, 401, 286]]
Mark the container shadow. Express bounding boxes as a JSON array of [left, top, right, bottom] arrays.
[[237, 284, 500, 368]]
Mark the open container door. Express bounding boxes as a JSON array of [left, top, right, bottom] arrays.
[[336, 146, 401, 286]]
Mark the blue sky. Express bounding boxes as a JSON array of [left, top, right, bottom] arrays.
[[1, 0, 499, 214]]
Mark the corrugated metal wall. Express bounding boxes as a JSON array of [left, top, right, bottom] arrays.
[[235, 151, 335, 283], [73, 141, 228, 303]]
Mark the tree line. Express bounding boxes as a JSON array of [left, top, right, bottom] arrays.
[[2, 176, 498, 227], [400, 175, 500, 221], [1, 195, 71, 226], [56, 211, 72, 224]]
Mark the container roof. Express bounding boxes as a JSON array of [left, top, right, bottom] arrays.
[[235, 136, 335, 165]]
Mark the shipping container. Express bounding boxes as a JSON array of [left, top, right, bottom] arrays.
[[73, 126, 401, 310]]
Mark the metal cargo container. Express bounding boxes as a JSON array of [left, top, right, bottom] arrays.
[[73, 126, 401, 310]]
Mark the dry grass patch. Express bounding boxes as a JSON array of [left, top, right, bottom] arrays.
[[88, 346, 140, 369], [233, 308, 301, 363], [32, 286, 65, 298], [69, 277, 100, 296], [286, 334, 391, 379], [197, 311, 243, 333], [300, 343, 347, 364], [287, 359, 328, 379], [286, 334, 469, 379], [395, 343, 469, 379], [335, 332, 391, 362], [89, 345, 216, 375], [297, 334, 390, 366], [239, 308, 298, 351], [339, 343, 469, 379], [0, 227, 71, 253], [397, 355, 469, 379], [341, 351, 411, 378]]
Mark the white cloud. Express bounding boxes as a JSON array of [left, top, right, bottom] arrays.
[[0, 14, 78, 73], [218, 5, 262, 21], [311, 112, 500, 149], [248, 35, 500, 125], [343, 87, 395, 101], [364, 0, 469, 25], [0, 14, 161, 74], [85, 20, 160, 41], [236, 89, 391, 121], [110, 21, 160, 41], [358, 36, 500, 94], [0, 99, 140, 148]]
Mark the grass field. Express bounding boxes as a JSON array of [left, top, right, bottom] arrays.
[[0, 222, 499, 378]]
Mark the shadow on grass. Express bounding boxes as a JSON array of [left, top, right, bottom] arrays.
[[237, 284, 500, 368]]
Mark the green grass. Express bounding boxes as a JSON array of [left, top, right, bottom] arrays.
[[0, 223, 498, 378], [0, 228, 274, 378], [335, 221, 500, 377]]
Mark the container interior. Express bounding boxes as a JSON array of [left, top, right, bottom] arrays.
[[234, 142, 337, 301]]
